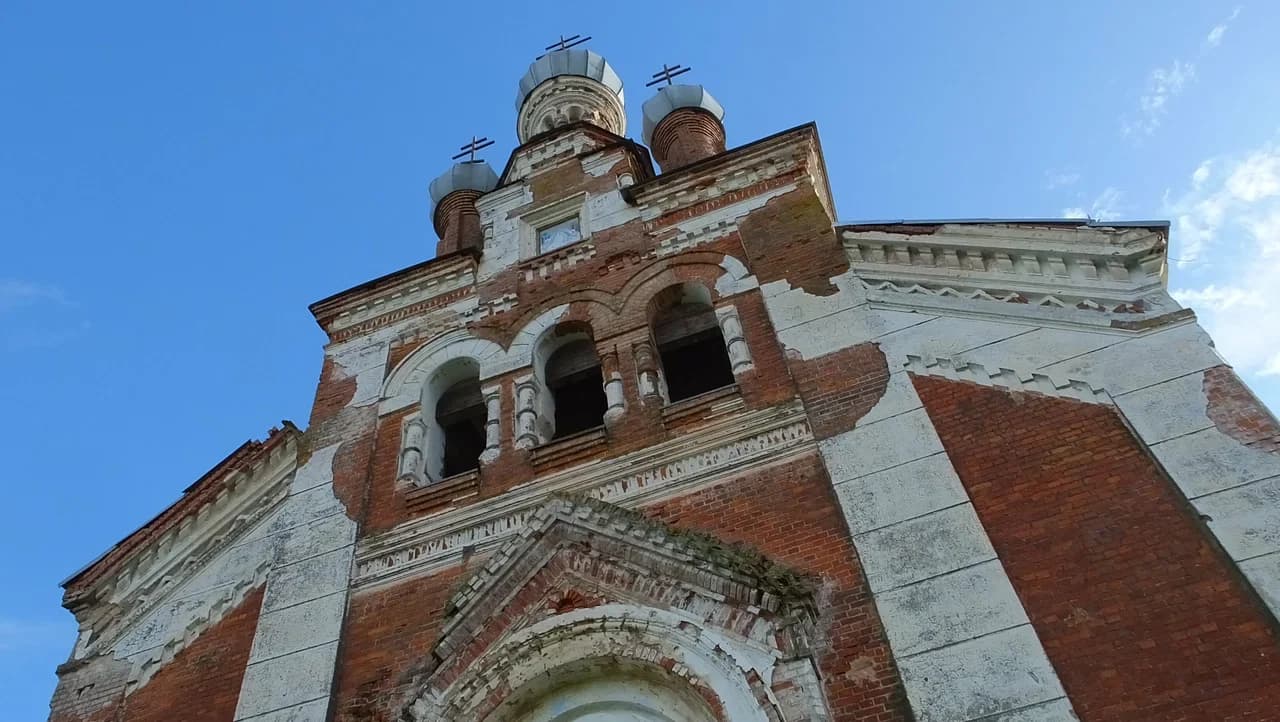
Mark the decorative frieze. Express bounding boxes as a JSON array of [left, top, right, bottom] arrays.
[[904, 355, 1111, 405], [354, 403, 814, 588]]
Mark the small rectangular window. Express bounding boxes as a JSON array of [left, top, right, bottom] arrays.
[[537, 217, 582, 253]]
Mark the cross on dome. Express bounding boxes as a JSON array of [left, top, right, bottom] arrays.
[[645, 63, 692, 87], [450, 136, 494, 163]]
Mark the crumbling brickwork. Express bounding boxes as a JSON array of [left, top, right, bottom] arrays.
[[1204, 365, 1280, 453], [788, 343, 889, 440], [644, 454, 912, 722], [914, 375, 1280, 721]]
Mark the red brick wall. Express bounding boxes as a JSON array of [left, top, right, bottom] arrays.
[[120, 587, 265, 722], [788, 343, 889, 440], [644, 453, 911, 722], [333, 567, 467, 722], [913, 376, 1280, 721], [651, 108, 726, 171]]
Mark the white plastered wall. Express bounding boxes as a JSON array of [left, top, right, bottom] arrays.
[[762, 265, 1280, 721]]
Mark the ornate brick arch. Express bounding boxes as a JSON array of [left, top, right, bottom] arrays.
[[399, 496, 832, 722], [381, 330, 506, 414]]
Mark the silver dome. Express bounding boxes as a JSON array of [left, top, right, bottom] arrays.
[[516, 49, 624, 112], [429, 161, 499, 207], [641, 84, 725, 145]]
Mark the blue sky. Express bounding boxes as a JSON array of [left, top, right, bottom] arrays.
[[2, 2, 1277, 718]]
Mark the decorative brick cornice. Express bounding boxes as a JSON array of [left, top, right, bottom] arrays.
[[627, 124, 830, 228], [310, 254, 479, 342], [842, 223, 1168, 317], [353, 402, 814, 588], [64, 429, 299, 658], [905, 355, 1111, 404]]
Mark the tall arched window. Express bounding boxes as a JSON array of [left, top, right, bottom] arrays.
[[544, 337, 607, 439], [434, 375, 486, 477], [651, 283, 735, 403]]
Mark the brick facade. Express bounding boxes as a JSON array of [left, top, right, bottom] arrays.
[[50, 46, 1280, 722], [914, 375, 1280, 721]]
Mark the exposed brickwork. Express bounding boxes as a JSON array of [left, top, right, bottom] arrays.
[[644, 454, 912, 722], [913, 375, 1280, 722], [333, 566, 467, 722], [432, 189, 484, 257], [1204, 365, 1280, 453], [789, 343, 889, 440], [651, 108, 726, 172], [737, 185, 847, 295], [51, 587, 265, 722], [121, 587, 264, 721]]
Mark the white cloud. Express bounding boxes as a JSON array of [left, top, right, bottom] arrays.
[[1061, 187, 1124, 221], [1123, 60, 1196, 137], [1044, 169, 1081, 190], [0, 279, 68, 314], [1121, 9, 1240, 138], [1169, 139, 1280, 377], [1205, 7, 1241, 48]]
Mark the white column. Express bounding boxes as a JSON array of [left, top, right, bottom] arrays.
[[480, 384, 502, 463], [514, 375, 541, 449], [715, 305, 754, 374], [398, 417, 427, 486]]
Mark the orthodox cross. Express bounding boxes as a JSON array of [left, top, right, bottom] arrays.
[[538, 34, 591, 58], [451, 136, 494, 163], [645, 63, 692, 87]]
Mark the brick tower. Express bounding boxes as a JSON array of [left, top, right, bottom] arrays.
[[51, 44, 1280, 722]]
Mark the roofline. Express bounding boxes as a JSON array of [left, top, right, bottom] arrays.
[[60, 422, 301, 590], [307, 248, 480, 324], [623, 122, 826, 204], [839, 217, 1170, 229], [494, 120, 655, 187]]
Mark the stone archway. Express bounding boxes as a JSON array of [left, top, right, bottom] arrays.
[[495, 658, 718, 722]]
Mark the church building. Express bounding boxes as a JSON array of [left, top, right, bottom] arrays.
[[50, 42, 1280, 721]]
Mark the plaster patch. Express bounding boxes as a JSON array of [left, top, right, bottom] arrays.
[[1150, 428, 1280, 498], [854, 504, 997, 593], [834, 452, 968, 534], [876, 560, 1028, 657], [1193, 475, 1280, 561], [897, 625, 1065, 722], [1113, 371, 1213, 444], [1239, 552, 1280, 613], [820, 408, 945, 481], [234, 640, 338, 720], [290, 443, 340, 495]]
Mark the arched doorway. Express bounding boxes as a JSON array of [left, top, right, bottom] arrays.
[[497, 658, 717, 722]]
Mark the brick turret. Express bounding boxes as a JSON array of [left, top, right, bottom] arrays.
[[429, 161, 498, 257], [642, 84, 726, 172]]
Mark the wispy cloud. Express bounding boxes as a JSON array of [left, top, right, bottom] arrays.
[[1044, 169, 1081, 190], [1205, 6, 1241, 48], [0, 279, 85, 353], [1120, 8, 1241, 138], [1168, 138, 1280, 377], [1062, 187, 1124, 221], [0, 280, 70, 314]]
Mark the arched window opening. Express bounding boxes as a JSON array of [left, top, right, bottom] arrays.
[[545, 338, 608, 439], [435, 375, 486, 477], [652, 284, 735, 403]]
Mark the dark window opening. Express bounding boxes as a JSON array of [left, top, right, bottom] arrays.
[[653, 300, 735, 403], [658, 328, 735, 402], [546, 339, 607, 439], [436, 380, 485, 478]]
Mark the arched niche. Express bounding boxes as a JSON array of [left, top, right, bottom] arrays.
[[400, 357, 495, 485], [514, 321, 609, 446], [406, 605, 780, 722], [496, 658, 717, 722], [648, 282, 736, 403]]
